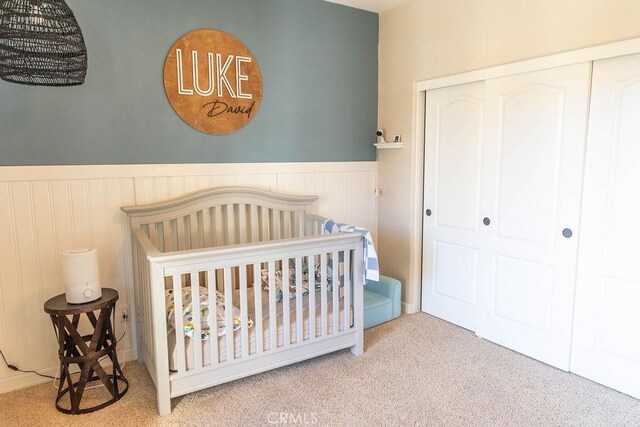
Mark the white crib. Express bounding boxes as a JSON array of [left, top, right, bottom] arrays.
[[121, 187, 364, 415]]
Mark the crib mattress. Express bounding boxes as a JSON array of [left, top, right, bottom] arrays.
[[168, 288, 352, 371]]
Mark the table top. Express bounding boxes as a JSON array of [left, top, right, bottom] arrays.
[[44, 288, 119, 315]]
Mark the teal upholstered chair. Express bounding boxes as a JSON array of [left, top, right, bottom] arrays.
[[363, 275, 401, 329]]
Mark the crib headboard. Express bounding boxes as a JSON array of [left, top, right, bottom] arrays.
[[121, 187, 322, 252]]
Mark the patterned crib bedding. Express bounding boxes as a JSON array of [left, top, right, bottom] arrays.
[[167, 286, 352, 370], [166, 286, 253, 340], [167, 261, 340, 340], [260, 260, 338, 302]]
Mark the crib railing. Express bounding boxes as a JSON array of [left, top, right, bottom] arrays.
[[131, 229, 363, 411], [137, 203, 319, 252]]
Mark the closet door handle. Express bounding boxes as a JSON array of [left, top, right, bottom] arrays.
[[425, 209, 432, 216], [483, 217, 491, 226], [562, 228, 573, 238]]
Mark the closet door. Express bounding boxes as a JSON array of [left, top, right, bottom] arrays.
[[477, 63, 591, 370], [422, 81, 485, 331], [571, 54, 640, 398]]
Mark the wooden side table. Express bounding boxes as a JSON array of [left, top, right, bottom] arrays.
[[44, 288, 129, 414]]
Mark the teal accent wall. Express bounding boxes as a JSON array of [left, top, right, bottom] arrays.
[[0, 0, 378, 165]]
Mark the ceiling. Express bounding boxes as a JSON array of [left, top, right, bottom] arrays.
[[324, 0, 409, 13]]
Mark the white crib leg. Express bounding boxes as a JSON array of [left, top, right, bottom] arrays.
[[151, 263, 173, 415], [157, 381, 172, 416], [350, 279, 364, 356], [351, 298, 364, 356], [351, 243, 364, 356], [351, 333, 364, 356]]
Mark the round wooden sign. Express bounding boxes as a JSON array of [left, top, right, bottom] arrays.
[[163, 29, 263, 135]]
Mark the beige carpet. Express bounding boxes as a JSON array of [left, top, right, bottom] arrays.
[[1, 313, 639, 426]]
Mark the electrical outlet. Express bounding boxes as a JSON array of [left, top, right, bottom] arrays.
[[121, 307, 128, 322]]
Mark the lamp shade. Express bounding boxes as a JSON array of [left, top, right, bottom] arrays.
[[0, 0, 87, 86]]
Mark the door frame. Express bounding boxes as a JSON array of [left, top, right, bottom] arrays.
[[411, 37, 640, 313]]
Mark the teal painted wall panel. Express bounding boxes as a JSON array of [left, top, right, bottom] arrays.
[[0, 0, 378, 165]]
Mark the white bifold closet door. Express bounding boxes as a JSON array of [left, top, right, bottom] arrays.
[[422, 63, 591, 370], [571, 53, 640, 398]]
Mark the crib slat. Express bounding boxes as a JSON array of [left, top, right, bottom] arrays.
[[226, 204, 236, 245], [202, 208, 212, 248], [191, 273, 203, 369], [172, 274, 186, 374], [162, 221, 172, 252], [273, 210, 281, 240], [221, 204, 229, 245], [155, 223, 164, 252], [320, 253, 328, 336], [305, 217, 312, 238], [332, 251, 340, 334], [189, 213, 202, 249], [281, 211, 287, 239], [216, 269, 224, 293], [238, 203, 247, 244], [214, 205, 223, 247], [268, 261, 277, 350], [177, 216, 187, 251], [344, 250, 351, 332], [171, 218, 178, 252], [293, 212, 299, 237], [295, 256, 303, 344], [295, 212, 304, 238], [283, 212, 291, 239], [190, 213, 199, 249], [148, 222, 158, 248], [239, 265, 249, 358], [224, 268, 234, 362], [209, 207, 216, 247], [207, 270, 219, 366], [197, 210, 205, 249], [282, 259, 291, 347], [250, 205, 259, 242], [184, 215, 193, 250], [253, 263, 263, 354], [308, 255, 316, 341], [261, 207, 270, 241]]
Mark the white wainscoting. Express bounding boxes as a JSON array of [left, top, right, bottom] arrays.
[[0, 162, 378, 393]]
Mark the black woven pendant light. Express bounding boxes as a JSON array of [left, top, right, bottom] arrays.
[[0, 0, 87, 86]]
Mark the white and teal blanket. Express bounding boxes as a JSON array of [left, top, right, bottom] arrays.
[[322, 219, 379, 282]]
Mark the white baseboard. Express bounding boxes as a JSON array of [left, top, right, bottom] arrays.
[[402, 301, 420, 314], [0, 347, 137, 395]]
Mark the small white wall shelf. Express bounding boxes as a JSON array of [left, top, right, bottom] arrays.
[[374, 142, 405, 149]]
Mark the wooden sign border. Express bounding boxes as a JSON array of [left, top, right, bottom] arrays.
[[163, 29, 263, 135]]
